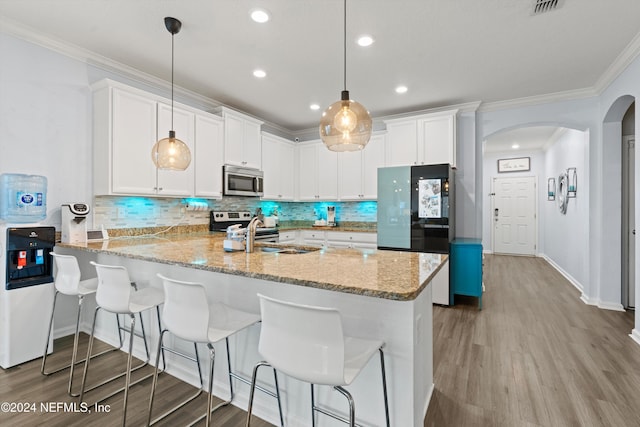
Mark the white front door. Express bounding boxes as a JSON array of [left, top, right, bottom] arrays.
[[492, 176, 537, 255]]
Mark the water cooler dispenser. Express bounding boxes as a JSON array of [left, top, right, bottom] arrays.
[[0, 226, 55, 367]]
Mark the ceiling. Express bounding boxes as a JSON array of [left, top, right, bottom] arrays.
[[1, 0, 640, 137]]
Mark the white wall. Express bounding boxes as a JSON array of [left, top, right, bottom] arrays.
[[542, 129, 589, 290], [0, 33, 93, 229]]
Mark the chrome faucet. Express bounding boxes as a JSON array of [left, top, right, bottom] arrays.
[[245, 217, 264, 253]]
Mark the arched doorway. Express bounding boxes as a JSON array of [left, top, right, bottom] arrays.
[[603, 97, 636, 313]]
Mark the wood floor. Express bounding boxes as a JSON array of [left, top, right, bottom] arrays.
[[1, 254, 639, 426], [425, 254, 640, 427]]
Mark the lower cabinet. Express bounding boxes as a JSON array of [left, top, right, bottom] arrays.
[[294, 230, 377, 249], [450, 239, 483, 309], [278, 230, 298, 244]]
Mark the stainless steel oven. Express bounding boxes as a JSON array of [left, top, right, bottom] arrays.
[[209, 211, 279, 242], [223, 165, 264, 197]]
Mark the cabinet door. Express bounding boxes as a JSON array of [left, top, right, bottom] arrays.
[[279, 141, 295, 200], [317, 145, 338, 200], [223, 113, 245, 167], [338, 150, 363, 200], [385, 120, 417, 166], [362, 134, 386, 199], [194, 114, 224, 198], [420, 114, 456, 166], [297, 143, 319, 200], [262, 134, 295, 200], [262, 135, 281, 199], [243, 120, 262, 169], [156, 102, 195, 196], [111, 88, 157, 195]]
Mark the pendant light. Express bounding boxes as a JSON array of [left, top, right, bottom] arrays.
[[319, 0, 372, 152], [151, 17, 191, 171]]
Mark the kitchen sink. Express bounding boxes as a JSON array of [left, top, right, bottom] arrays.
[[258, 246, 318, 254]]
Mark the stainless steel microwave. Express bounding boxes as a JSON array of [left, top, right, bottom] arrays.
[[223, 165, 264, 197]]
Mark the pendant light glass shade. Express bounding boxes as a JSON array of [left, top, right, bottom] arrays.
[[320, 91, 372, 151], [319, 0, 372, 152], [151, 130, 191, 170], [152, 17, 191, 171]]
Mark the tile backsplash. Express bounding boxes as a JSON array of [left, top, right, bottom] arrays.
[[93, 196, 377, 230]]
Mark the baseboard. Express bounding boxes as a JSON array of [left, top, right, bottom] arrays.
[[630, 329, 640, 347], [596, 301, 626, 312], [423, 382, 435, 420], [539, 253, 584, 293]]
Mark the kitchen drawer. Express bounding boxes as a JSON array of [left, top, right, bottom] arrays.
[[278, 230, 298, 244], [326, 231, 377, 249]]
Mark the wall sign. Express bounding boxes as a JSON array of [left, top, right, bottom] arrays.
[[497, 157, 530, 173]]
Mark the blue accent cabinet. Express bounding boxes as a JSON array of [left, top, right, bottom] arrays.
[[450, 239, 483, 309]]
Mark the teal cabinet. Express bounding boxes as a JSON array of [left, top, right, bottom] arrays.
[[450, 239, 483, 309]]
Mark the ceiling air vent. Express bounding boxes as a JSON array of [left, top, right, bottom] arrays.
[[532, 0, 564, 14]]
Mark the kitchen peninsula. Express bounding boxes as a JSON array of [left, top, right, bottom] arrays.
[[56, 232, 448, 427]]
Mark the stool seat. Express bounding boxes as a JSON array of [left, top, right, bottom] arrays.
[[343, 336, 384, 386], [206, 302, 261, 343], [58, 277, 98, 296], [128, 287, 165, 313]]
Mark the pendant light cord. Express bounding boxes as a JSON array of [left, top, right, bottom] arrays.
[[343, 0, 347, 92], [171, 31, 175, 131]]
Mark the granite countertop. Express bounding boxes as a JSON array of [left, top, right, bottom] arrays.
[[57, 232, 446, 301]]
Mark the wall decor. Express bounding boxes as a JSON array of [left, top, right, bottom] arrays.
[[567, 167, 577, 198], [547, 178, 556, 201], [497, 157, 530, 173], [557, 172, 569, 214]]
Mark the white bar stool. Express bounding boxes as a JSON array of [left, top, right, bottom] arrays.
[[147, 274, 282, 427], [246, 294, 391, 427], [41, 252, 123, 397], [80, 261, 165, 427]]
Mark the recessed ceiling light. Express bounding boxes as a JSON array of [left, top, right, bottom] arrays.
[[512, 143, 520, 149], [310, 104, 320, 111], [357, 35, 374, 47], [253, 69, 266, 78], [250, 9, 270, 23], [395, 85, 408, 94]]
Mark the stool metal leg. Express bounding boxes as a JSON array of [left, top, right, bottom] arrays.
[[334, 386, 355, 427], [205, 343, 216, 427], [121, 314, 136, 427], [311, 383, 316, 427], [148, 335, 203, 426], [246, 362, 284, 427], [379, 348, 390, 427]]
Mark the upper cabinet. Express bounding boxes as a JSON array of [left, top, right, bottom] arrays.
[[296, 140, 338, 201], [338, 133, 386, 200], [156, 102, 195, 196], [261, 132, 295, 200], [194, 114, 225, 198], [385, 109, 457, 167], [216, 107, 263, 170], [92, 79, 224, 198]]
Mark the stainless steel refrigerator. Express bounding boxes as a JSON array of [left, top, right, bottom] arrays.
[[377, 164, 455, 254]]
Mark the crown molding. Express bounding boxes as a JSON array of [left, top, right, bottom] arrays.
[[479, 87, 598, 113], [593, 30, 640, 94]]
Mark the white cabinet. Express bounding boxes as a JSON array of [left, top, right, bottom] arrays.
[[338, 133, 386, 200], [194, 114, 225, 198], [326, 231, 377, 249], [297, 140, 338, 201], [156, 102, 195, 196], [93, 79, 223, 198], [300, 230, 326, 247], [278, 230, 298, 244], [97, 86, 158, 195], [262, 133, 295, 200], [217, 107, 263, 170], [419, 113, 456, 167], [384, 110, 457, 167]]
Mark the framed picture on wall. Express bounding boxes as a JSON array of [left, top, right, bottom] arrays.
[[497, 157, 530, 173]]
